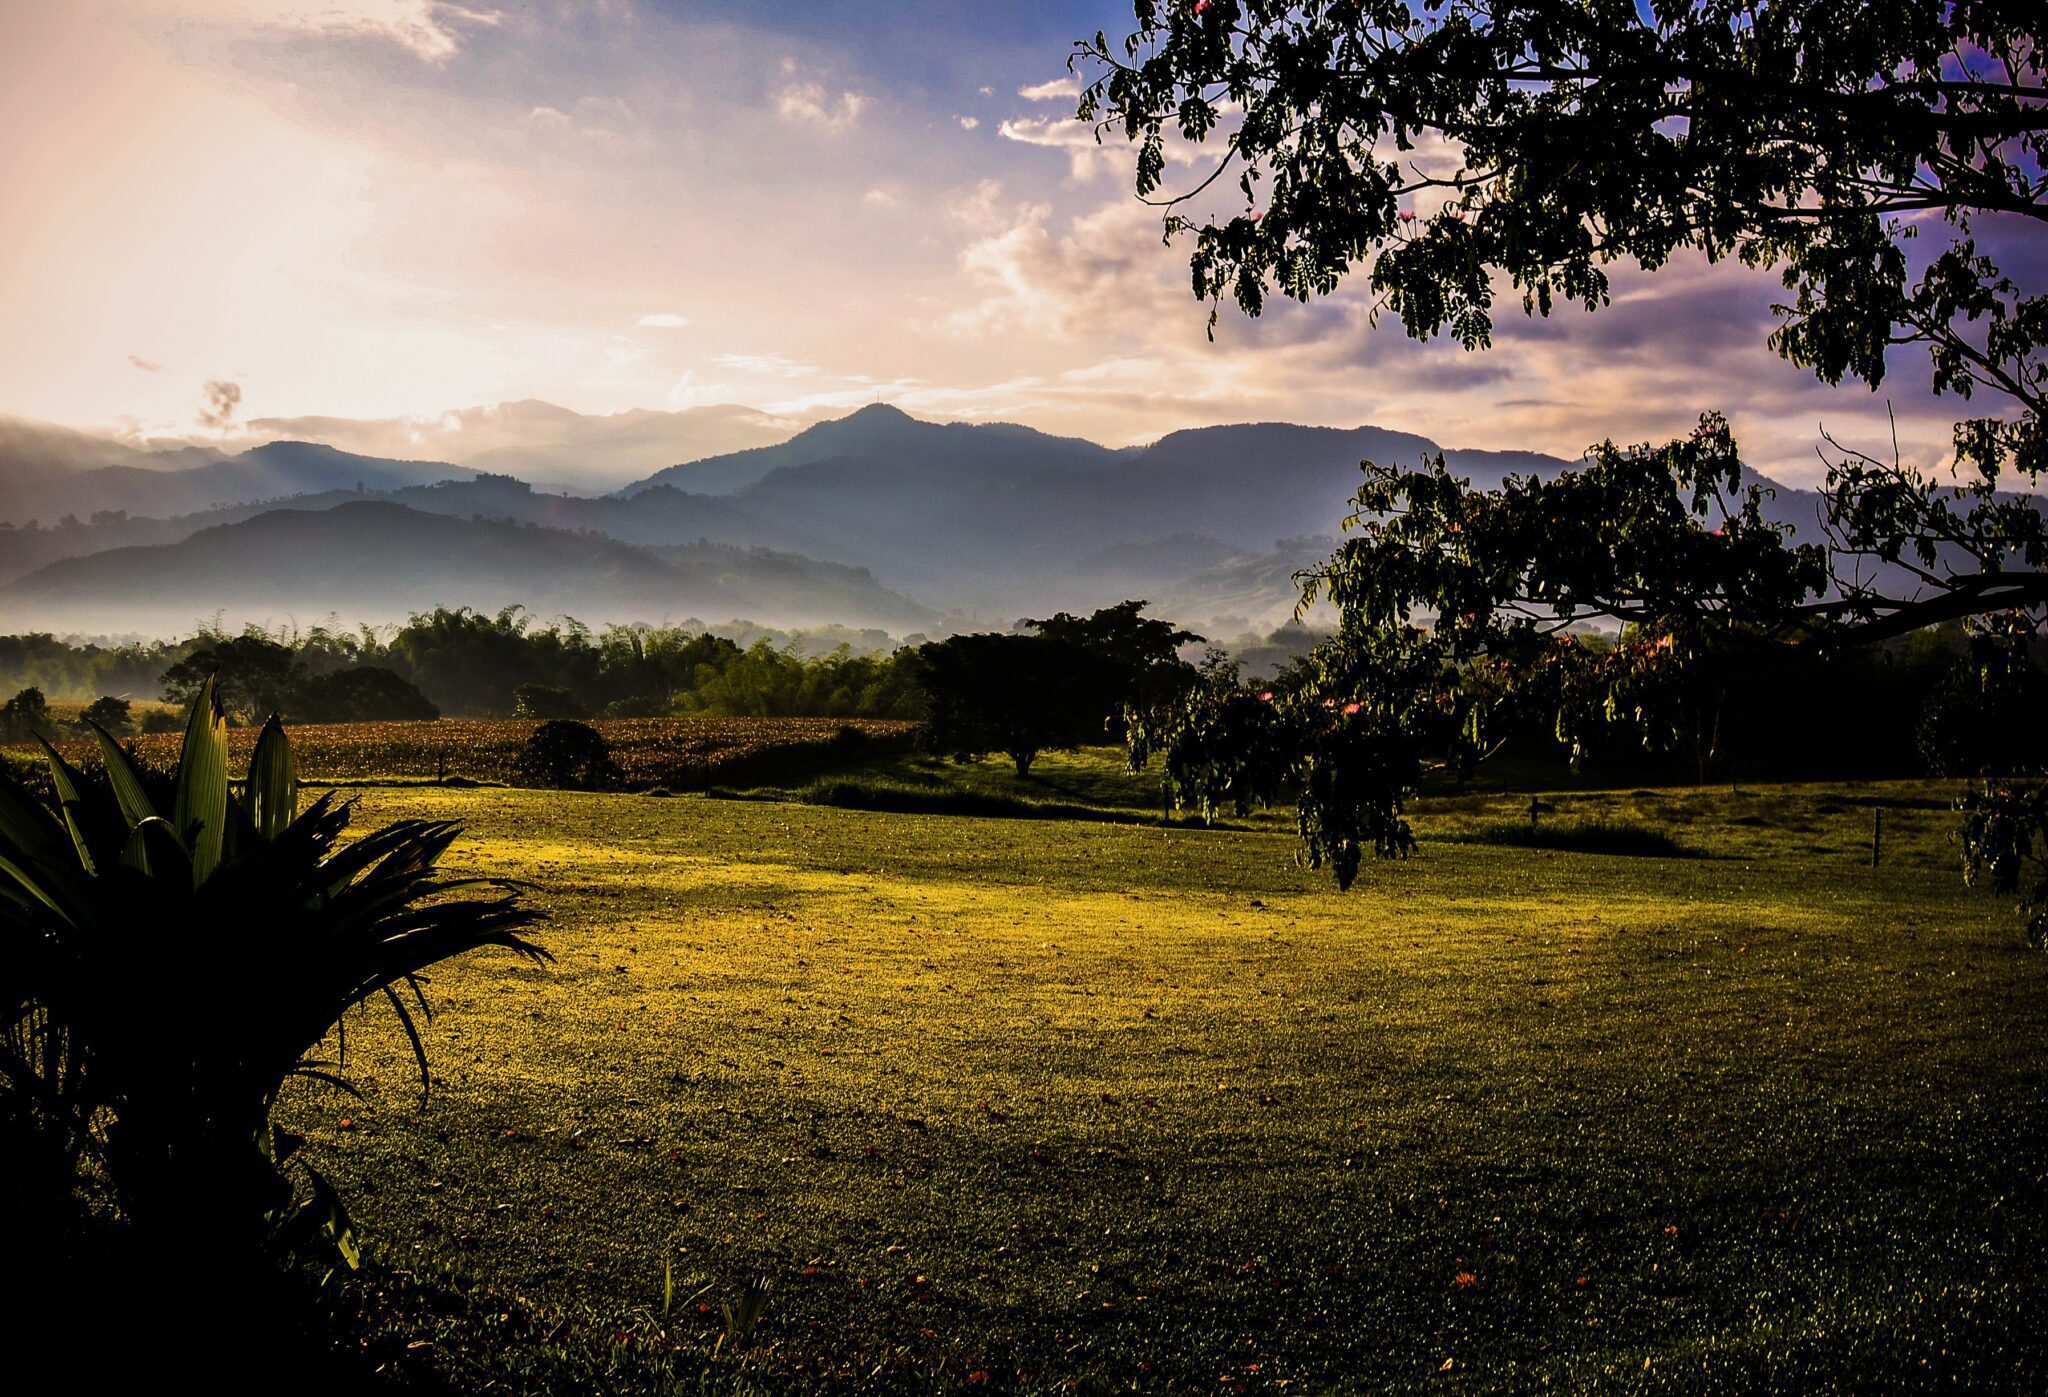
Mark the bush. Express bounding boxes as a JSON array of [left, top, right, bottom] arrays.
[[512, 683, 590, 720], [513, 719, 621, 790], [603, 693, 673, 719]]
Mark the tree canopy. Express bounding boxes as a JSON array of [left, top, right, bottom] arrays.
[[1077, 0, 2043, 476], [1077, 0, 2044, 624], [1079, 1, 2048, 929]]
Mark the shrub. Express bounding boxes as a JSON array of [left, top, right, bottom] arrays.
[[512, 683, 590, 721], [0, 678, 546, 1297], [514, 719, 621, 790]]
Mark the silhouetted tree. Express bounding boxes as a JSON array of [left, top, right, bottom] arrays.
[[512, 683, 590, 721], [0, 687, 53, 742], [1026, 599, 1203, 730], [292, 667, 439, 724], [162, 635, 299, 724], [76, 695, 133, 737], [917, 633, 1123, 777], [514, 719, 622, 790]]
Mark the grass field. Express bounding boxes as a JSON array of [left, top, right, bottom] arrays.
[[280, 751, 2048, 1392]]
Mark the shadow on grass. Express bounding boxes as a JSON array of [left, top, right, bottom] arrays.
[[1440, 816, 1701, 859], [709, 776, 1237, 829]]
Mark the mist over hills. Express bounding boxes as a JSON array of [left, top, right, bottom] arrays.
[[243, 400, 795, 492], [0, 401, 1978, 639], [0, 501, 931, 636]]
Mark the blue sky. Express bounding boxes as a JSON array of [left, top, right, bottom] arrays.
[[0, 0, 1975, 482]]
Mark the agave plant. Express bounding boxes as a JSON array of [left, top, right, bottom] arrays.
[[0, 677, 545, 1279]]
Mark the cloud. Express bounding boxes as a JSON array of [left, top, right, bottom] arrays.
[[942, 197, 1168, 340], [196, 379, 242, 432], [526, 96, 637, 142], [775, 75, 868, 132], [711, 352, 826, 378], [998, 116, 1144, 182], [1018, 77, 1081, 102], [636, 313, 688, 328], [128, 355, 163, 372], [957, 116, 980, 131], [242, 1, 499, 62], [862, 187, 898, 208]]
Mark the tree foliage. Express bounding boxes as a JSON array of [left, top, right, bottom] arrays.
[[916, 633, 1122, 778], [918, 602, 1196, 778], [1080, 1, 2048, 923], [1078, 0, 2043, 475]]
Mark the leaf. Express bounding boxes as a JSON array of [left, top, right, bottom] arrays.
[[0, 769, 67, 863], [0, 847, 73, 921], [246, 714, 298, 842], [89, 723, 158, 829], [118, 815, 190, 879], [172, 676, 229, 887], [37, 737, 97, 875]]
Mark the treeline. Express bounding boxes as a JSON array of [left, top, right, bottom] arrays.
[[135, 609, 934, 724], [0, 603, 1212, 754]]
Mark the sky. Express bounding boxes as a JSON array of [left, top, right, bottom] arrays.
[[0, 0, 1988, 483]]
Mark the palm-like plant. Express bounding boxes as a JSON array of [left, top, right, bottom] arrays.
[[0, 677, 545, 1278]]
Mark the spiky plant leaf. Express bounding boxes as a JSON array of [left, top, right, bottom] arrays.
[[0, 775, 66, 865], [0, 695, 548, 1282], [89, 724, 159, 830], [245, 716, 297, 844], [120, 816, 188, 880], [172, 677, 229, 886], [36, 738, 97, 876]]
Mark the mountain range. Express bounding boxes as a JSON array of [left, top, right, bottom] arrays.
[[0, 401, 1968, 639]]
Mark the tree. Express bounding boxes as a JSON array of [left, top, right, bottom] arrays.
[[162, 634, 299, 724], [291, 666, 440, 724], [1077, 1, 2042, 479], [1079, 2, 2048, 911], [916, 632, 1125, 777], [77, 695, 133, 737], [0, 687, 53, 742], [1027, 599, 1204, 731], [514, 719, 622, 790]]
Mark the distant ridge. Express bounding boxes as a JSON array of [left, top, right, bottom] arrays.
[[618, 402, 1121, 497], [0, 500, 934, 634]]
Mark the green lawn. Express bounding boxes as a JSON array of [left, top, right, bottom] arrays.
[[288, 753, 2048, 1392]]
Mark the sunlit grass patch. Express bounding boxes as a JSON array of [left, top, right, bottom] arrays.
[[272, 767, 2048, 1392]]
